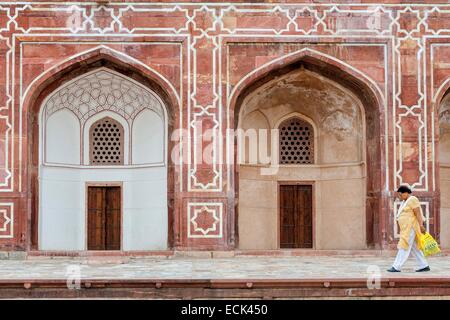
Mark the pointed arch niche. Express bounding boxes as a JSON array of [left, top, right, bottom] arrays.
[[233, 53, 384, 250], [438, 91, 450, 249], [35, 66, 170, 251]]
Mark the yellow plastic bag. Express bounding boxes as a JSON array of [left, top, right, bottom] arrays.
[[419, 232, 441, 257]]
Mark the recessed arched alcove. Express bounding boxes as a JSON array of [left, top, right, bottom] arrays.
[[437, 90, 450, 249], [24, 52, 178, 251], [231, 52, 384, 250]]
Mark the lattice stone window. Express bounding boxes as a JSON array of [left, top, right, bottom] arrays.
[[279, 117, 314, 164], [90, 117, 124, 165]]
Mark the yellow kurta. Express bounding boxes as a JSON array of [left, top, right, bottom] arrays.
[[397, 195, 423, 250]]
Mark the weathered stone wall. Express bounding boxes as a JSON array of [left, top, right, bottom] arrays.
[[439, 94, 450, 248], [0, 1, 449, 251], [238, 69, 366, 249]]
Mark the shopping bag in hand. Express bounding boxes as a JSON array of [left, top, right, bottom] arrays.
[[419, 232, 441, 257]]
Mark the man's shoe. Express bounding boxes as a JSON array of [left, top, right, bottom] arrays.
[[416, 266, 430, 272], [387, 267, 401, 272]]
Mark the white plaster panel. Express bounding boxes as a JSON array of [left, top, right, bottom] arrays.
[[123, 178, 167, 208], [122, 175, 168, 250], [318, 207, 366, 249], [132, 110, 164, 165], [440, 208, 450, 249], [39, 172, 84, 251], [40, 175, 83, 210], [39, 162, 167, 251], [39, 209, 85, 250], [320, 179, 366, 209], [123, 208, 168, 251], [440, 168, 450, 208], [237, 207, 277, 250], [39, 174, 84, 250], [239, 110, 270, 165], [45, 110, 80, 165], [238, 178, 276, 209]]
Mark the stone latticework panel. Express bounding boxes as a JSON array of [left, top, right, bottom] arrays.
[[279, 117, 314, 165], [89, 117, 124, 165]]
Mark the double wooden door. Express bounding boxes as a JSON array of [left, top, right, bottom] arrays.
[[279, 184, 313, 248], [87, 186, 121, 250]]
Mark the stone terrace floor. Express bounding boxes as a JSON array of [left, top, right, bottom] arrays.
[[1, 254, 449, 280]]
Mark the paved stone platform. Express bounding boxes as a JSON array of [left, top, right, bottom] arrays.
[[0, 254, 449, 279], [0, 254, 449, 298]]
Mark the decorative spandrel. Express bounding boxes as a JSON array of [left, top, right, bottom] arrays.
[[44, 68, 164, 125]]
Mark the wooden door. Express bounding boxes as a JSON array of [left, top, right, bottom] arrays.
[[87, 186, 121, 250], [279, 184, 313, 248], [87, 187, 105, 250]]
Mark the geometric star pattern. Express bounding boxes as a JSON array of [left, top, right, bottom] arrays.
[[188, 203, 223, 238], [0, 203, 13, 238]]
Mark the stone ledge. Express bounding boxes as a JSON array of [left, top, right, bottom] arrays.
[[211, 251, 236, 258], [1, 249, 448, 260], [1, 278, 450, 299], [0, 252, 27, 260], [172, 251, 213, 259]]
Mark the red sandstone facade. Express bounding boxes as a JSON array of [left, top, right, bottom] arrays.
[[1, 0, 450, 253]]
